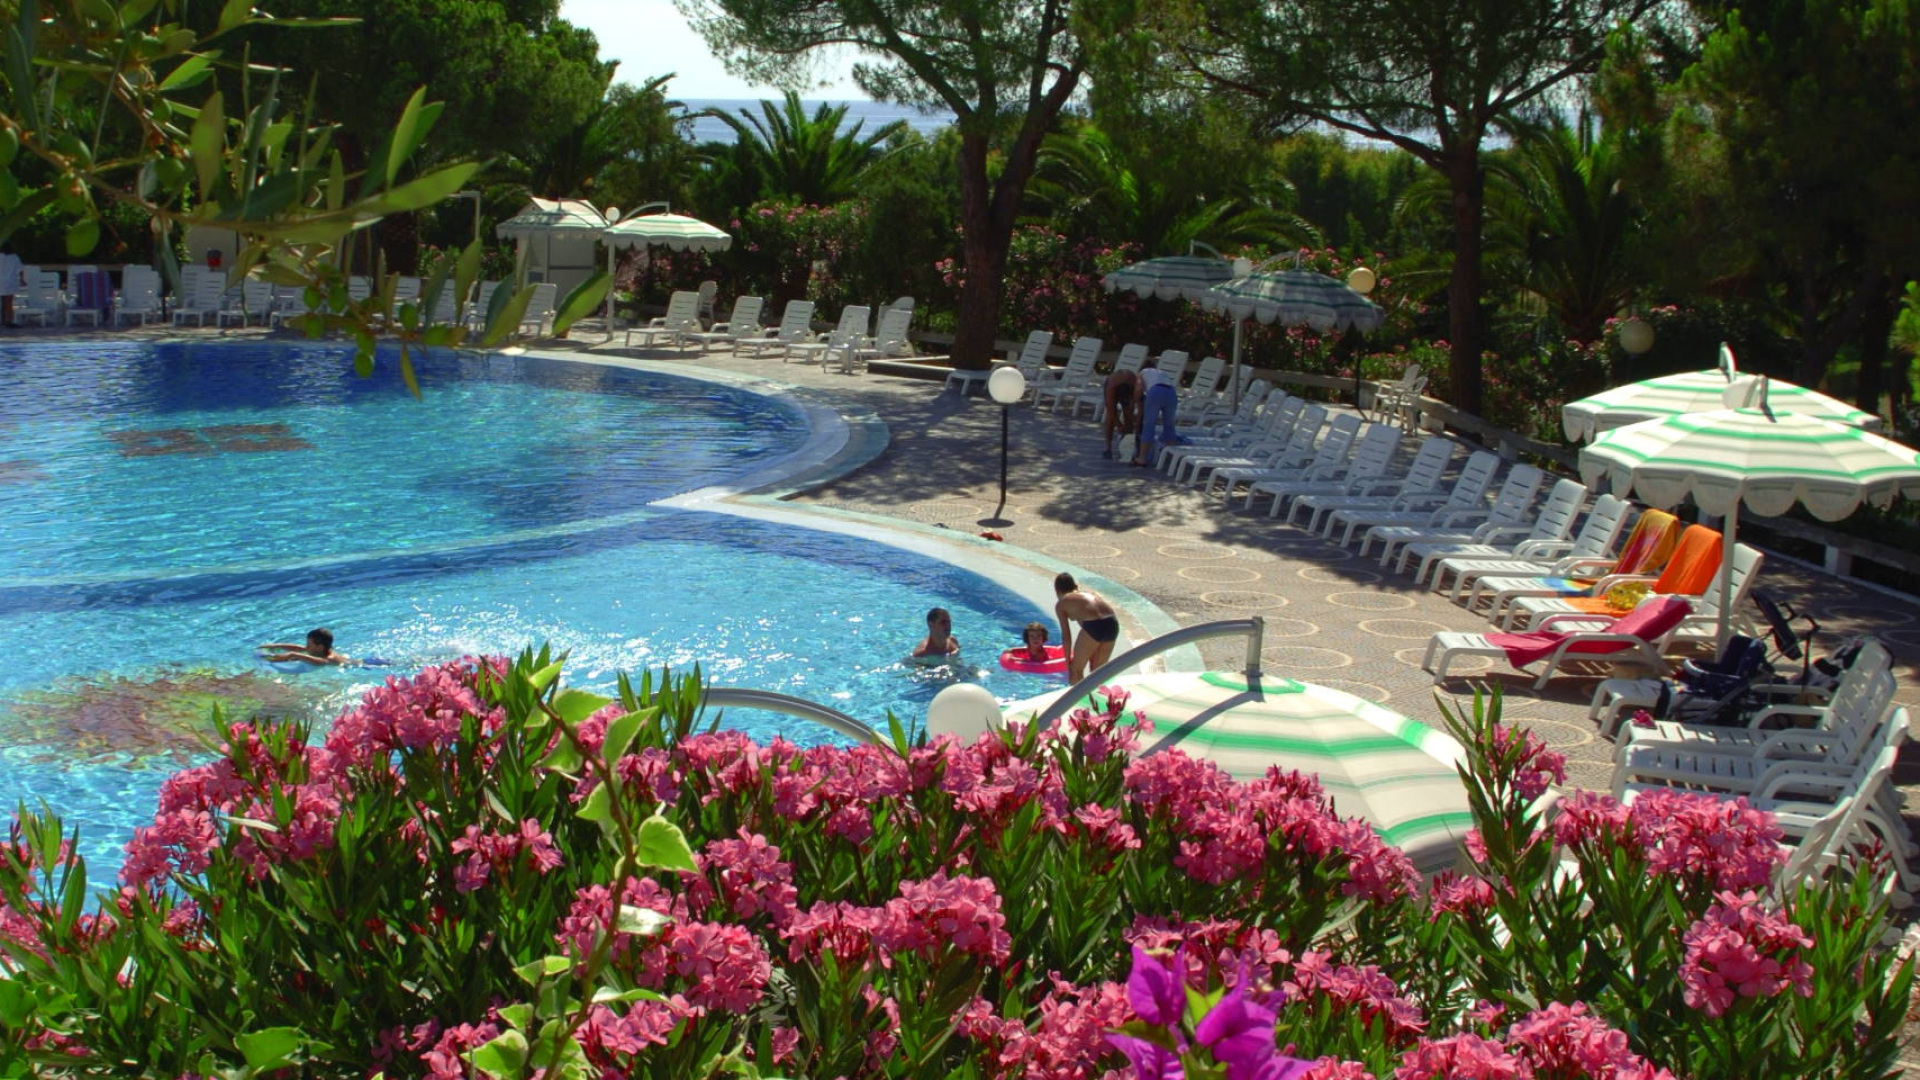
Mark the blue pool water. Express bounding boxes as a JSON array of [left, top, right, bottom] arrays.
[[0, 340, 1058, 875]]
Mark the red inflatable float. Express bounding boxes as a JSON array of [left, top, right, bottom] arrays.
[[999, 644, 1067, 674]]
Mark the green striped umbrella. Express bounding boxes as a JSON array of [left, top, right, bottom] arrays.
[[1580, 388, 1920, 644], [603, 212, 734, 254], [494, 197, 608, 240], [1201, 269, 1386, 333], [1016, 671, 1472, 874], [1563, 370, 1880, 442], [1102, 256, 1241, 302]]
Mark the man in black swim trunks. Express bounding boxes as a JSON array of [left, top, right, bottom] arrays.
[[1054, 572, 1121, 681], [1101, 368, 1141, 460]]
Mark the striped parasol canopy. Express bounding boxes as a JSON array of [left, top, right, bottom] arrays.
[[1102, 256, 1241, 302], [494, 197, 608, 240], [1563, 371, 1881, 442], [603, 212, 734, 253], [1580, 389, 1920, 643], [1201, 269, 1386, 333], [1013, 671, 1472, 874]]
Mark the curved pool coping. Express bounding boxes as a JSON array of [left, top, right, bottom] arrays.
[[543, 350, 1200, 675]]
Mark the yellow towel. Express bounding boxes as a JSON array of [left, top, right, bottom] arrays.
[[1570, 508, 1680, 589]]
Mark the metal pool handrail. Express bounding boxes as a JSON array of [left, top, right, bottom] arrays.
[[699, 687, 887, 746], [1029, 617, 1266, 729]]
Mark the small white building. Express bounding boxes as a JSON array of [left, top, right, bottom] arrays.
[[495, 198, 607, 300]]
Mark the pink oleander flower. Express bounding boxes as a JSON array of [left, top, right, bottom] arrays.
[[879, 873, 1012, 965], [662, 920, 771, 1013], [1680, 891, 1814, 1017], [1506, 1001, 1669, 1078], [780, 899, 881, 965], [699, 830, 799, 927], [1303, 1061, 1377, 1080], [1429, 872, 1496, 918], [420, 1021, 498, 1080], [1391, 1032, 1528, 1079], [1285, 952, 1426, 1040], [1489, 723, 1566, 802]]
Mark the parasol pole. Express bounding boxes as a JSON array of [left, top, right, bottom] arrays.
[[1231, 316, 1244, 412]]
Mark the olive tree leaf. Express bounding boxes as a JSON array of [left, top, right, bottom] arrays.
[[190, 89, 225, 199], [551, 271, 611, 338]]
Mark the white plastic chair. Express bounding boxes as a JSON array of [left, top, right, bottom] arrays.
[[626, 289, 701, 349], [850, 305, 915, 368], [1321, 449, 1502, 546], [171, 274, 226, 326], [1421, 595, 1695, 689], [1360, 464, 1550, 564], [1061, 343, 1147, 418], [15, 271, 62, 326], [516, 282, 558, 337], [1209, 412, 1364, 502], [738, 300, 817, 358], [1289, 435, 1460, 533], [684, 295, 766, 353], [786, 304, 871, 369], [1027, 336, 1103, 409], [1430, 494, 1633, 600], [1247, 423, 1404, 516]]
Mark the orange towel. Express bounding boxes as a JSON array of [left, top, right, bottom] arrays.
[[1563, 524, 1721, 616], [1569, 508, 1680, 589]]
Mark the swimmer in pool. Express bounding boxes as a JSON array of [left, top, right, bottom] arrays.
[[1054, 572, 1120, 681], [1019, 621, 1051, 663], [912, 607, 962, 660], [259, 627, 353, 666]]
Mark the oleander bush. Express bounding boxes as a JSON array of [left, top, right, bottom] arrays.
[[0, 651, 1909, 1079]]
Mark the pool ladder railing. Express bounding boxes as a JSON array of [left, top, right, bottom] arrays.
[[697, 616, 1264, 746]]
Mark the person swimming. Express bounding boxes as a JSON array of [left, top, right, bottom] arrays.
[[258, 627, 353, 666], [911, 607, 962, 661], [1019, 621, 1050, 662], [1053, 572, 1120, 681]]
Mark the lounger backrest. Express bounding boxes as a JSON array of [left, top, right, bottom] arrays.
[[242, 279, 274, 314], [25, 271, 59, 306], [662, 290, 701, 325], [1278, 403, 1328, 458], [1528, 479, 1588, 542], [727, 295, 766, 334], [828, 305, 871, 345], [1060, 337, 1102, 379], [394, 276, 422, 302], [776, 300, 816, 339], [527, 282, 559, 316], [1112, 343, 1148, 375], [1484, 464, 1547, 525], [1441, 451, 1503, 511], [191, 274, 225, 312], [1159, 351, 1191, 384], [1567, 494, 1633, 560], [1013, 330, 1053, 370], [1606, 595, 1693, 641], [871, 305, 911, 345], [1186, 356, 1227, 397], [1778, 716, 1904, 893], [348, 276, 373, 301], [1307, 413, 1363, 469], [1401, 437, 1459, 492], [1347, 424, 1404, 477], [1261, 395, 1306, 440], [1694, 544, 1767, 618]]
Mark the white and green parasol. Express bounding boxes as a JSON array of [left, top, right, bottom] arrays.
[[1563, 349, 1880, 441], [1012, 671, 1473, 874], [1102, 256, 1242, 302], [600, 211, 733, 328], [1580, 384, 1920, 644]]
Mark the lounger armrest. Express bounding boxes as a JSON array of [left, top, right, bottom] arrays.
[[1472, 523, 1533, 544], [1752, 770, 1851, 803], [1586, 571, 1657, 594], [1550, 555, 1621, 576], [1744, 703, 1829, 729], [1754, 729, 1841, 760], [1531, 614, 1616, 633], [1344, 476, 1404, 496], [1301, 462, 1345, 481], [1430, 508, 1492, 528], [1514, 539, 1576, 558], [1388, 492, 1449, 512]]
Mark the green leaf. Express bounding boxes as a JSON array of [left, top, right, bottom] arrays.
[[538, 737, 582, 775], [398, 342, 420, 399], [158, 52, 214, 92], [480, 285, 535, 347], [635, 814, 697, 873], [615, 904, 670, 936], [528, 659, 564, 693], [513, 954, 573, 986], [368, 161, 479, 214], [64, 219, 99, 257], [453, 239, 482, 324], [553, 688, 611, 727], [466, 1029, 528, 1080], [190, 90, 225, 199], [214, 0, 252, 35], [236, 1027, 304, 1070], [551, 271, 611, 338], [386, 87, 436, 188], [575, 784, 612, 825], [601, 709, 646, 768], [497, 1003, 534, 1032]]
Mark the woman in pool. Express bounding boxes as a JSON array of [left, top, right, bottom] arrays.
[[1054, 572, 1120, 681], [258, 627, 353, 666]]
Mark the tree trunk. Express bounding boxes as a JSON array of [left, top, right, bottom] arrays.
[[1445, 154, 1487, 418], [951, 132, 1011, 371], [376, 211, 421, 276]]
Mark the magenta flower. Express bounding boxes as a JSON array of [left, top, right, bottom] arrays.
[[1108, 1033, 1186, 1080], [1195, 974, 1309, 1080], [1127, 944, 1186, 1026]]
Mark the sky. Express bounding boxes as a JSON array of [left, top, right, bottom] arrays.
[[561, 0, 862, 99]]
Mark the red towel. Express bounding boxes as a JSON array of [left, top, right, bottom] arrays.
[[1484, 597, 1693, 667]]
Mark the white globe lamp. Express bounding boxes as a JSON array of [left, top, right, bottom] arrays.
[[1345, 266, 1377, 295], [1618, 317, 1655, 355], [926, 683, 1004, 740], [984, 367, 1027, 526]]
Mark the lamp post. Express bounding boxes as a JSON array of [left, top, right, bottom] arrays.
[[450, 190, 482, 245], [983, 366, 1027, 526], [1345, 266, 1378, 410]]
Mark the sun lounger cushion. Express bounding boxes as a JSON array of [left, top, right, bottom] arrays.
[[1482, 597, 1694, 667]]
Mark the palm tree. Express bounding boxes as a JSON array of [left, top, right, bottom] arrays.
[[701, 92, 906, 205], [1023, 125, 1320, 254], [517, 74, 686, 201]]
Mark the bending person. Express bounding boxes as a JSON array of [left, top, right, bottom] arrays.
[[1131, 356, 1179, 467], [1101, 366, 1140, 460], [1054, 572, 1120, 681]]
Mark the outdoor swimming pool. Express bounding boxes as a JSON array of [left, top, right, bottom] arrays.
[[0, 339, 1059, 873]]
